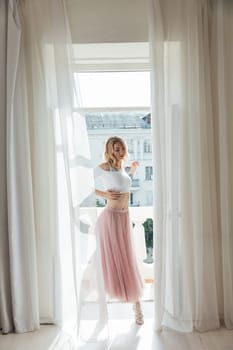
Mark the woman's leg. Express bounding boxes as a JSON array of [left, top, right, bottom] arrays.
[[133, 300, 144, 325]]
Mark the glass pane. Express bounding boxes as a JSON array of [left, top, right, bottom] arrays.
[[75, 72, 150, 108]]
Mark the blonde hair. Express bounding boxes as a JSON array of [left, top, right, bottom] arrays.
[[104, 136, 128, 167]]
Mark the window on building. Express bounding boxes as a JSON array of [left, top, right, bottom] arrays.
[[125, 166, 132, 177], [126, 139, 134, 154], [145, 166, 153, 181], [130, 193, 134, 205], [144, 139, 152, 153]]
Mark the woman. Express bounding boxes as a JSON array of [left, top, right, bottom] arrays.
[[94, 136, 144, 325]]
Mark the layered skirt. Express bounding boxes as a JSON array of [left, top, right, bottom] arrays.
[[97, 207, 144, 302]]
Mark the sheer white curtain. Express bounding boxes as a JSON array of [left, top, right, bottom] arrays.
[[1, 0, 105, 336], [0, 0, 14, 333], [0, 0, 40, 333], [148, 0, 233, 332]]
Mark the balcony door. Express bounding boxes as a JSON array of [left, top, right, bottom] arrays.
[[73, 43, 154, 302]]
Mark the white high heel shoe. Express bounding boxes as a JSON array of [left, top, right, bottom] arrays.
[[133, 301, 144, 325]]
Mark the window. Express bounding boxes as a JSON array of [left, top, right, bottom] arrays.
[[75, 71, 153, 208], [144, 139, 152, 153], [130, 193, 134, 205], [145, 166, 153, 181], [73, 50, 154, 299], [125, 166, 132, 177], [126, 139, 134, 154]]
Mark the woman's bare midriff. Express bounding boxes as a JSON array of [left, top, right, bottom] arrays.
[[106, 192, 130, 210]]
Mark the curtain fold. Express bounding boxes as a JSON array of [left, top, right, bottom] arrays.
[[0, 0, 13, 334], [0, 0, 40, 333], [212, 0, 233, 330], [148, 0, 233, 332]]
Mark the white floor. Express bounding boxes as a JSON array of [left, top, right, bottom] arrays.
[[1, 303, 233, 350]]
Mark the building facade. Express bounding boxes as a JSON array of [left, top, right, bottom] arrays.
[[86, 111, 153, 207]]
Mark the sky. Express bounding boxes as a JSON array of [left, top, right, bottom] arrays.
[[75, 71, 150, 108]]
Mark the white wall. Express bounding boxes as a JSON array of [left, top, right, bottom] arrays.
[[66, 0, 148, 43]]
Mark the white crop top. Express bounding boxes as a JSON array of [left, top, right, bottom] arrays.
[[94, 165, 132, 192]]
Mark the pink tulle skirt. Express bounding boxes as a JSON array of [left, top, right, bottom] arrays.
[[97, 207, 144, 302]]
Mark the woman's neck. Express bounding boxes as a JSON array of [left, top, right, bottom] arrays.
[[111, 160, 123, 170]]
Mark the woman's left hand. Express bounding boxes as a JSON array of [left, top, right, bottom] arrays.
[[129, 161, 140, 175]]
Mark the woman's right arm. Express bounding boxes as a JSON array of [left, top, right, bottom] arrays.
[[95, 189, 106, 198], [95, 189, 122, 200]]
